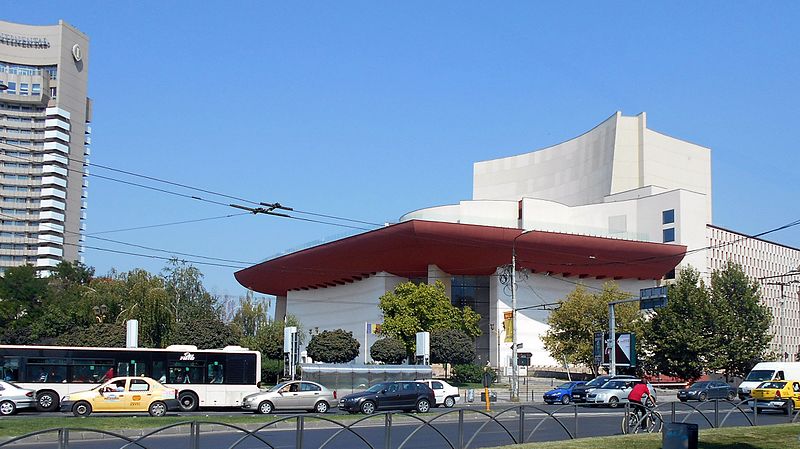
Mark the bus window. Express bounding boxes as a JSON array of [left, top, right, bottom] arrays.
[[153, 361, 167, 383], [168, 361, 204, 384], [1, 357, 20, 381], [70, 359, 114, 383], [208, 363, 224, 384], [117, 360, 147, 377], [26, 359, 67, 383]]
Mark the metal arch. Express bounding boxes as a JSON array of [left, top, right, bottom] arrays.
[[521, 404, 575, 442], [391, 412, 456, 449], [303, 414, 384, 449], [0, 427, 148, 449], [462, 406, 525, 449], [718, 399, 755, 427], [118, 420, 198, 448], [655, 400, 715, 427], [184, 421, 277, 449]]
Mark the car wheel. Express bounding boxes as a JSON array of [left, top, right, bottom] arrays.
[[72, 401, 92, 417], [416, 398, 431, 413], [257, 401, 273, 414], [314, 401, 329, 414], [608, 397, 619, 408], [699, 392, 707, 402], [178, 391, 199, 412], [0, 400, 16, 416], [36, 391, 59, 412], [444, 396, 456, 408], [726, 391, 736, 401], [360, 401, 376, 415], [148, 401, 167, 417], [561, 395, 571, 405]]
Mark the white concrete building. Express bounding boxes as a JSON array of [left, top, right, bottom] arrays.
[[236, 112, 799, 369]]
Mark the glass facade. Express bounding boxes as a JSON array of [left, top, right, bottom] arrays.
[[451, 276, 491, 365]]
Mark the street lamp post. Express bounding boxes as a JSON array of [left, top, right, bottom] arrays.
[[510, 229, 538, 402]]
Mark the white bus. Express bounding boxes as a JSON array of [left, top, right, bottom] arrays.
[[0, 344, 261, 412]]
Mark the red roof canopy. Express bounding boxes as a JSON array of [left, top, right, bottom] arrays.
[[234, 220, 686, 296]]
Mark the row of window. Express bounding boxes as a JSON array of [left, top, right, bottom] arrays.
[[1, 128, 44, 135], [1, 140, 45, 148], [0, 82, 42, 96], [0, 63, 57, 79], [0, 220, 40, 227], [0, 243, 33, 250], [0, 231, 36, 238], [0, 103, 45, 112], [2, 185, 41, 192]]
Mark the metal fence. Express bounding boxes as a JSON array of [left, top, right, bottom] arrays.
[[1, 399, 795, 449]]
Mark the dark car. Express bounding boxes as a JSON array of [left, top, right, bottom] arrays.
[[543, 381, 586, 405], [338, 381, 435, 414], [677, 380, 737, 402], [571, 375, 636, 403]]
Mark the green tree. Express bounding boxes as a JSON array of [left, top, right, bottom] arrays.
[[542, 283, 641, 376], [230, 291, 271, 339], [709, 262, 772, 380], [379, 281, 481, 358], [370, 337, 407, 364], [645, 267, 714, 381], [306, 329, 360, 363], [57, 323, 126, 347], [431, 328, 476, 376], [168, 317, 240, 349], [0, 265, 49, 333], [162, 259, 220, 323], [116, 269, 174, 347]]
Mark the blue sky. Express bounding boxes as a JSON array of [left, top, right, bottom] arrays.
[[6, 2, 800, 297]]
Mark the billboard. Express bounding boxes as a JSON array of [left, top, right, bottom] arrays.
[[598, 332, 636, 367]]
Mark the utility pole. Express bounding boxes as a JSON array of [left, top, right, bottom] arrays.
[[511, 243, 519, 402]]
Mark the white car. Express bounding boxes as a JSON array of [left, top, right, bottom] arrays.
[[0, 380, 36, 416], [586, 379, 657, 408], [417, 379, 460, 408]]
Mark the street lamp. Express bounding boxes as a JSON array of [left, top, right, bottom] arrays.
[[510, 229, 538, 402]]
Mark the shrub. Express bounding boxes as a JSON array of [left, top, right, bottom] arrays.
[[451, 364, 496, 384]]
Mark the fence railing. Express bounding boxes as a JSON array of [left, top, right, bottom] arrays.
[[1, 399, 795, 449]]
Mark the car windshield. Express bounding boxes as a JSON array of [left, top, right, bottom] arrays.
[[689, 382, 710, 389], [746, 370, 775, 382], [601, 381, 627, 389], [366, 383, 390, 393], [758, 381, 786, 390], [557, 382, 574, 389], [267, 382, 289, 392], [586, 377, 610, 387]]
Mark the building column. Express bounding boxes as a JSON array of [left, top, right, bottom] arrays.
[[427, 264, 452, 297], [275, 295, 287, 323]]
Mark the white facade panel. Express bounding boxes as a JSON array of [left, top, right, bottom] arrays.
[[41, 187, 66, 199], [45, 107, 71, 120], [45, 118, 71, 132], [43, 141, 70, 154], [35, 258, 60, 268], [40, 199, 66, 210], [42, 165, 68, 177], [44, 130, 70, 142], [36, 246, 63, 257], [38, 234, 64, 244], [42, 153, 68, 165], [42, 176, 67, 188], [39, 222, 64, 233], [38, 210, 65, 221]]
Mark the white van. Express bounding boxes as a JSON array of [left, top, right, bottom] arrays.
[[738, 362, 800, 399]]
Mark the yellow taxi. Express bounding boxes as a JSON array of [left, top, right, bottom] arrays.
[[751, 379, 800, 414], [59, 376, 180, 417]]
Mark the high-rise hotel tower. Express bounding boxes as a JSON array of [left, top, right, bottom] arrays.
[[0, 20, 90, 273]]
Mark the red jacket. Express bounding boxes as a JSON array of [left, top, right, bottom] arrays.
[[628, 383, 650, 403]]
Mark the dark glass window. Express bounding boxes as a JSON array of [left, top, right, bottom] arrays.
[[300, 382, 321, 391], [663, 228, 675, 243], [662, 209, 675, 224]]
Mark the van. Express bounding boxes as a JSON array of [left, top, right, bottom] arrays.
[[738, 362, 800, 399]]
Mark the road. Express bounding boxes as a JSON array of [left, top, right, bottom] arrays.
[[1, 402, 794, 449]]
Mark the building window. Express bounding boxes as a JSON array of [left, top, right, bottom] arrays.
[[31, 84, 41, 95], [663, 228, 675, 243], [662, 209, 675, 225], [49, 87, 57, 99], [19, 83, 28, 96], [6, 82, 15, 95]]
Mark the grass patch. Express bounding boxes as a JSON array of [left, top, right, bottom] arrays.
[[488, 423, 800, 449]]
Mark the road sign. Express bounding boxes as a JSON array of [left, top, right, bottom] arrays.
[[640, 285, 668, 309]]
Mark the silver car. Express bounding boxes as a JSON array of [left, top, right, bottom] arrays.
[[586, 379, 657, 408], [242, 380, 336, 414], [0, 380, 36, 416]]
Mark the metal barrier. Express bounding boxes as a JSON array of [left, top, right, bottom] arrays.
[[1, 400, 796, 449]]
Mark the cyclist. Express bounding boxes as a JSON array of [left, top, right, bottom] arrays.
[[627, 380, 653, 429]]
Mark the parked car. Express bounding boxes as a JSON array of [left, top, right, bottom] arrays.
[[338, 381, 435, 414], [242, 380, 336, 414], [677, 381, 737, 402], [59, 376, 180, 417], [0, 380, 36, 416], [416, 379, 460, 407], [751, 380, 800, 414], [586, 379, 656, 408], [571, 375, 636, 403], [542, 381, 587, 405]]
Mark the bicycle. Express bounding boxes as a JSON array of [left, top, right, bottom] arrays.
[[621, 397, 663, 434]]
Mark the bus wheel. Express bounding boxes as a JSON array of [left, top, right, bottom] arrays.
[[178, 391, 198, 412], [36, 391, 59, 412]]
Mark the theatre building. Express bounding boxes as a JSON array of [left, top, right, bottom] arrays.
[[236, 112, 800, 369]]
